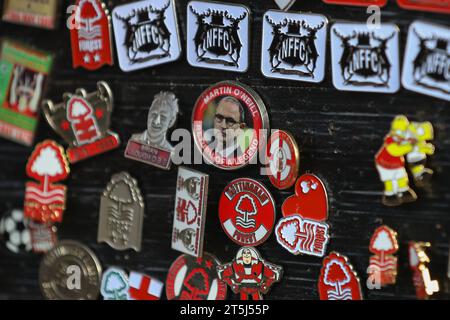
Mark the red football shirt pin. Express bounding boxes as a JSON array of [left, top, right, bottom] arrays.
[[409, 241, 439, 299], [217, 246, 283, 300], [322, 0, 387, 6], [368, 225, 399, 286], [275, 174, 330, 257], [397, 0, 450, 14], [318, 252, 363, 300], [70, 0, 114, 70]]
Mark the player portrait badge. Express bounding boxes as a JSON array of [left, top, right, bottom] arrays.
[[261, 10, 328, 83], [397, 0, 450, 14], [217, 246, 283, 300], [2, 0, 59, 29], [275, 174, 330, 257], [402, 21, 449, 102], [187, 1, 250, 73], [70, 0, 114, 70], [98, 172, 144, 252], [42, 81, 120, 163], [111, 0, 182, 72], [330, 22, 400, 93], [124, 92, 179, 170], [166, 253, 227, 300], [101, 267, 130, 300], [322, 0, 387, 6], [0, 41, 52, 146], [192, 81, 269, 170], [273, 0, 297, 11], [409, 241, 439, 299], [318, 252, 363, 300], [172, 167, 208, 257]]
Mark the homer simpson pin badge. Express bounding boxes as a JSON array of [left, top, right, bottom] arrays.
[[124, 92, 179, 170], [409, 241, 439, 299], [42, 81, 120, 164]]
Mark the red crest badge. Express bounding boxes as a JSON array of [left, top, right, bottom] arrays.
[[409, 241, 439, 299], [322, 0, 387, 6], [397, 0, 450, 14], [70, 0, 113, 70], [318, 252, 363, 300], [368, 225, 398, 286]]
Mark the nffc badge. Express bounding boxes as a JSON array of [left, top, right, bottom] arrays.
[[219, 178, 275, 246], [0, 209, 31, 254], [368, 225, 398, 286], [402, 21, 450, 102], [24, 140, 70, 223], [129, 271, 164, 300], [187, 1, 250, 73], [172, 167, 209, 257], [166, 253, 227, 300], [98, 172, 144, 252], [273, 0, 297, 11], [397, 0, 450, 14], [2, 0, 59, 29], [330, 22, 400, 93], [192, 81, 269, 170], [28, 220, 57, 253], [111, 0, 182, 72], [322, 0, 387, 6], [261, 10, 328, 83], [217, 246, 283, 300], [275, 174, 330, 257], [125, 92, 179, 170], [70, 0, 114, 70], [318, 252, 363, 300], [101, 267, 130, 300], [42, 81, 120, 163], [409, 241, 439, 299]]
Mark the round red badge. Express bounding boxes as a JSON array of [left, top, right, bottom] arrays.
[[219, 178, 275, 246], [192, 81, 269, 170]]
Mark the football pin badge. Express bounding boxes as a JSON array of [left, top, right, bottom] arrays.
[[397, 0, 450, 14], [101, 267, 130, 300], [28, 220, 57, 253], [124, 92, 179, 170], [409, 241, 439, 299], [322, 0, 387, 6], [0, 209, 32, 254], [2, 0, 59, 29], [42, 81, 120, 163], [273, 0, 297, 11], [129, 271, 164, 300]]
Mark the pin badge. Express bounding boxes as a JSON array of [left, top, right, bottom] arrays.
[[217, 246, 282, 300], [2, 0, 59, 29], [129, 271, 164, 300], [24, 140, 70, 223], [318, 252, 363, 300], [70, 0, 114, 70], [409, 241, 439, 299], [111, 0, 182, 72], [368, 225, 398, 286], [101, 267, 130, 300], [166, 253, 227, 300], [261, 10, 328, 83], [124, 92, 179, 170], [275, 174, 330, 257], [172, 167, 208, 257], [266, 130, 299, 190], [0, 209, 31, 254], [330, 22, 400, 93], [322, 0, 387, 6], [187, 1, 250, 73], [273, 0, 297, 11], [402, 21, 449, 102], [42, 81, 120, 163], [0, 41, 52, 146], [28, 220, 57, 253], [98, 172, 144, 252], [397, 0, 450, 14], [192, 81, 269, 170]]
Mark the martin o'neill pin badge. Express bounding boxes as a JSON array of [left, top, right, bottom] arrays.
[[112, 0, 181, 72], [192, 81, 269, 170], [402, 21, 449, 102], [187, 1, 250, 73], [261, 10, 328, 83], [330, 22, 400, 93]]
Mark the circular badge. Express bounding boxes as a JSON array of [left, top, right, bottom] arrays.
[[166, 252, 227, 300], [219, 178, 275, 246], [39, 240, 102, 300], [267, 130, 299, 190], [0, 209, 31, 254], [192, 81, 269, 170]]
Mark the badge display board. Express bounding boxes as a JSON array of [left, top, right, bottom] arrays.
[[0, 0, 449, 300]]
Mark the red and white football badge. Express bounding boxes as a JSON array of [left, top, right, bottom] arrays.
[[397, 0, 450, 14], [166, 253, 227, 300], [219, 178, 275, 246], [275, 174, 329, 257], [323, 0, 387, 6], [368, 225, 398, 286], [70, 0, 113, 70], [409, 241, 439, 299], [318, 252, 363, 300], [266, 130, 299, 190], [128, 271, 163, 300], [29, 221, 57, 253], [24, 140, 70, 223]]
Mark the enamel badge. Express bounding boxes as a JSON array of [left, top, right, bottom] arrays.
[[166, 253, 227, 300], [42, 81, 120, 163], [70, 0, 113, 70], [101, 267, 130, 300], [0, 209, 31, 254], [402, 21, 449, 102], [217, 246, 282, 300], [323, 0, 387, 6], [397, 0, 450, 14], [275, 174, 330, 257], [98, 172, 144, 252], [187, 1, 250, 73], [28, 220, 57, 253], [273, 0, 297, 11], [368, 225, 398, 286], [125, 92, 179, 170], [330, 22, 400, 93], [24, 140, 70, 223], [318, 252, 363, 300], [2, 0, 59, 29], [129, 271, 164, 300], [409, 241, 439, 299], [111, 0, 181, 72], [172, 167, 208, 257], [261, 10, 328, 83]]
